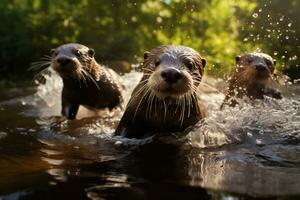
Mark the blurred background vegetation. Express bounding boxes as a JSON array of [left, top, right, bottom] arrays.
[[0, 0, 299, 82]]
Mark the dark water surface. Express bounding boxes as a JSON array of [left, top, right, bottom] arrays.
[[0, 72, 300, 200]]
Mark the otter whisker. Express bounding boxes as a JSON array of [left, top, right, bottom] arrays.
[[127, 83, 149, 105], [78, 69, 88, 87], [235, 70, 250, 83], [174, 96, 181, 114], [81, 68, 101, 91], [133, 88, 151, 120], [163, 100, 167, 122], [43, 54, 52, 58], [29, 61, 51, 71], [31, 60, 51, 65], [143, 73, 154, 76], [179, 95, 186, 127], [33, 67, 51, 82], [146, 91, 156, 119], [150, 91, 156, 118], [145, 90, 152, 118], [186, 93, 192, 118], [143, 68, 154, 73], [140, 78, 149, 83]]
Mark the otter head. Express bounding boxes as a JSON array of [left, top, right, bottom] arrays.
[[143, 45, 206, 99], [50, 43, 97, 79], [235, 52, 276, 84]]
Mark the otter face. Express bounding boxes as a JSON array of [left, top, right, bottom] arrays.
[[144, 45, 206, 99], [50, 43, 95, 78], [235, 53, 275, 83]]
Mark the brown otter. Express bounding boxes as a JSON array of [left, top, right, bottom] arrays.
[[221, 52, 282, 108], [115, 45, 207, 138], [49, 43, 123, 119]]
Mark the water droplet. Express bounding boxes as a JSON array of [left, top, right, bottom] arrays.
[[279, 16, 284, 21], [273, 51, 278, 55], [252, 13, 258, 18], [258, 8, 262, 12], [288, 23, 292, 27], [0, 132, 7, 139], [243, 38, 249, 42], [285, 36, 289, 40]]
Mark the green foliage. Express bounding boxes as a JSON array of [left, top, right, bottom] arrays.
[[0, 0, 299, 80]]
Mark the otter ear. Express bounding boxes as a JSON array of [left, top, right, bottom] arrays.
[[201, 58, 206, 68], [88, 49, 95, 58], [235, 55, 241, 64], [273, 59, 276, 66], [144, 51, 150, 60]]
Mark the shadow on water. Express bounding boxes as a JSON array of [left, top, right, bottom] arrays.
[[0, 71, 300, 199]]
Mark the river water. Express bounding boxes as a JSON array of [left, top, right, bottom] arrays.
[[0, 70, 299, 199]]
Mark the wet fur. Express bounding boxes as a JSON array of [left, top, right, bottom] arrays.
[[33, 43, 124, 119], [115, 45, 207, 138], [221, 52, 282, 108]]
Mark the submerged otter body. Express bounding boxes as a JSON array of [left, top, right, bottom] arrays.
[[221, 52, 282, 108], [50, 43, 123, 119], [115, 45, 207, 139]]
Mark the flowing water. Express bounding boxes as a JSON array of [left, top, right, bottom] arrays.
[[0, 70, 300, 200]]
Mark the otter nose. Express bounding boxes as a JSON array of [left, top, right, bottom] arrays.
[[256, 64, 267, 71], [161, 67, 182, 83], [56, 57, 72, 65]]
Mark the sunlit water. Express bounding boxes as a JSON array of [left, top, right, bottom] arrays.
[[0, 70, 300, 199]]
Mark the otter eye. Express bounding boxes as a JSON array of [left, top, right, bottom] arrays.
[[184, 60, 194, 70], [266, 60, 272, 66], [74, 50, 81, 57], [247, 58, 253, 64], [155, 60, 161, 67]]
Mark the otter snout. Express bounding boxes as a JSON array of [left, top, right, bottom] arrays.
[[52, 55, 78, 73], [255, 64, 268, 72], [56, 56, 75, 66], [161, 67, 183, 83], [56, 56, 73, 66]]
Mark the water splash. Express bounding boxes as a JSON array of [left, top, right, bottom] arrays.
[[2, 69, 300, 149], [188, 95, 300, 148]]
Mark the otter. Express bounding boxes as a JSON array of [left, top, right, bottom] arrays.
[[49, 43, 123, 119], [221, 52, 282, 108], [115, 45, 207, 139]]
